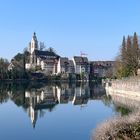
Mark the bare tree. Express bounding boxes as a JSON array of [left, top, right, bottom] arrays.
[[40, 42, 46, 51]]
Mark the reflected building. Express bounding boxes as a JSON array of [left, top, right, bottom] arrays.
[[25, 86, 58, 128], [56, 84, 69, 104], [0, 82, 106, 128], [24, 83, 91, 127], [72, 83, 90, 105], [89, 84, 106, 99]]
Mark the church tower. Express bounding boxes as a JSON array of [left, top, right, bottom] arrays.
[[29, 32, 38, 54], [28, 32, 38, 65]]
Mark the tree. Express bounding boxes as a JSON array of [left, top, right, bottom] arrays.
[[13, 48, 30, 71], [115, 33, 140, 78], [126, 36, 132, 64], [0, 58, 9, 79], [114, 36, 129, 78], [121, 36, 127, 65], [114, 56, 125, 78], [23, 48, 30, 68], [131, 32, 139, 76], [8, 48, 30, 80], [14, 53, 23, 62], [120, 36, 130, 77], [40, 42, 46, 51], [47, 47, 56, 53]]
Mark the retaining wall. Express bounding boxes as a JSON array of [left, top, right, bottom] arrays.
[[105, 77, 140, 101]]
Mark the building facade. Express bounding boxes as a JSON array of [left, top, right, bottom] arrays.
[[90, 61, 115, 77], [26, 33, 60, 75], [25, 33, 115, 78], [72, 56, 90, 80], [72, 56, 90, 74], [57, 57, 75, 74]]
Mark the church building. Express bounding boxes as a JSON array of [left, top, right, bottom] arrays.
[[25, 32, 60, 75]]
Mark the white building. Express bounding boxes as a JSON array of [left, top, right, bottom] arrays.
[[72, 83, 89, 105], [25, 33, 92, 77], [72, 56, 90, 80], [57, 57, 75, 74], [8, 63, 15, 71], [72, 56, 90, 74], [25, 32, 59, 75]]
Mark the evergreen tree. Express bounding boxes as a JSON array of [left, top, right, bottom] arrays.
[[115, 33, 140, 78], [121, 36, 129, 77], [121, 36, 127, 65], [132, 32, 139, 76], [125, 35, 133, 76], [126, 35, 132, 64]]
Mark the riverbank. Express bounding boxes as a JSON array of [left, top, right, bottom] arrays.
[[92, 77, 140, 140], [105, 77, 140, 100], [92, 111, 140, 140]]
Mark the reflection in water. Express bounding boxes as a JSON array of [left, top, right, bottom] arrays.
[[102, 95, 132, 116], [105, 91, 140, 116], [0, 82, 106, 128], [114, 106, 131, 116]]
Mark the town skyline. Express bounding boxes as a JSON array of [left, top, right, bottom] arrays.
[[1, 0, 140, 61]]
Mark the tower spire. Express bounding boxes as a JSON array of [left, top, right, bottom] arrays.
[[29, 32, 38, 54]]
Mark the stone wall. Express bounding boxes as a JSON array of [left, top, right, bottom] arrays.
[[105, 77, 140, 101]]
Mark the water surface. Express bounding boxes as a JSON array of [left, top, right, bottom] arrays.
[[0, 82, 121, 140]]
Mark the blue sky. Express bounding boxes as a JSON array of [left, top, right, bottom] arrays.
[[0, 0, 140, 61]]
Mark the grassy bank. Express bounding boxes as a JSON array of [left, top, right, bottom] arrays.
[[92, 111, 140, 140]]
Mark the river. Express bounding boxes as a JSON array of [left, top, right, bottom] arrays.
[[0, 82, 128, 140]]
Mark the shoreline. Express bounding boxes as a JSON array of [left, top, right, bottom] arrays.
[[92, 78, 140, 140], [105, 77, 140, 100], [106, 86, 140, 101], [92, 111, 140, 140], [0, 79, 102, 83]]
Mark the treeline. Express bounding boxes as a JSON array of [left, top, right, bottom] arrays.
[[0, 58, 9, 79], [0, 51, 30, 80], [114, 32, 140, 78]]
